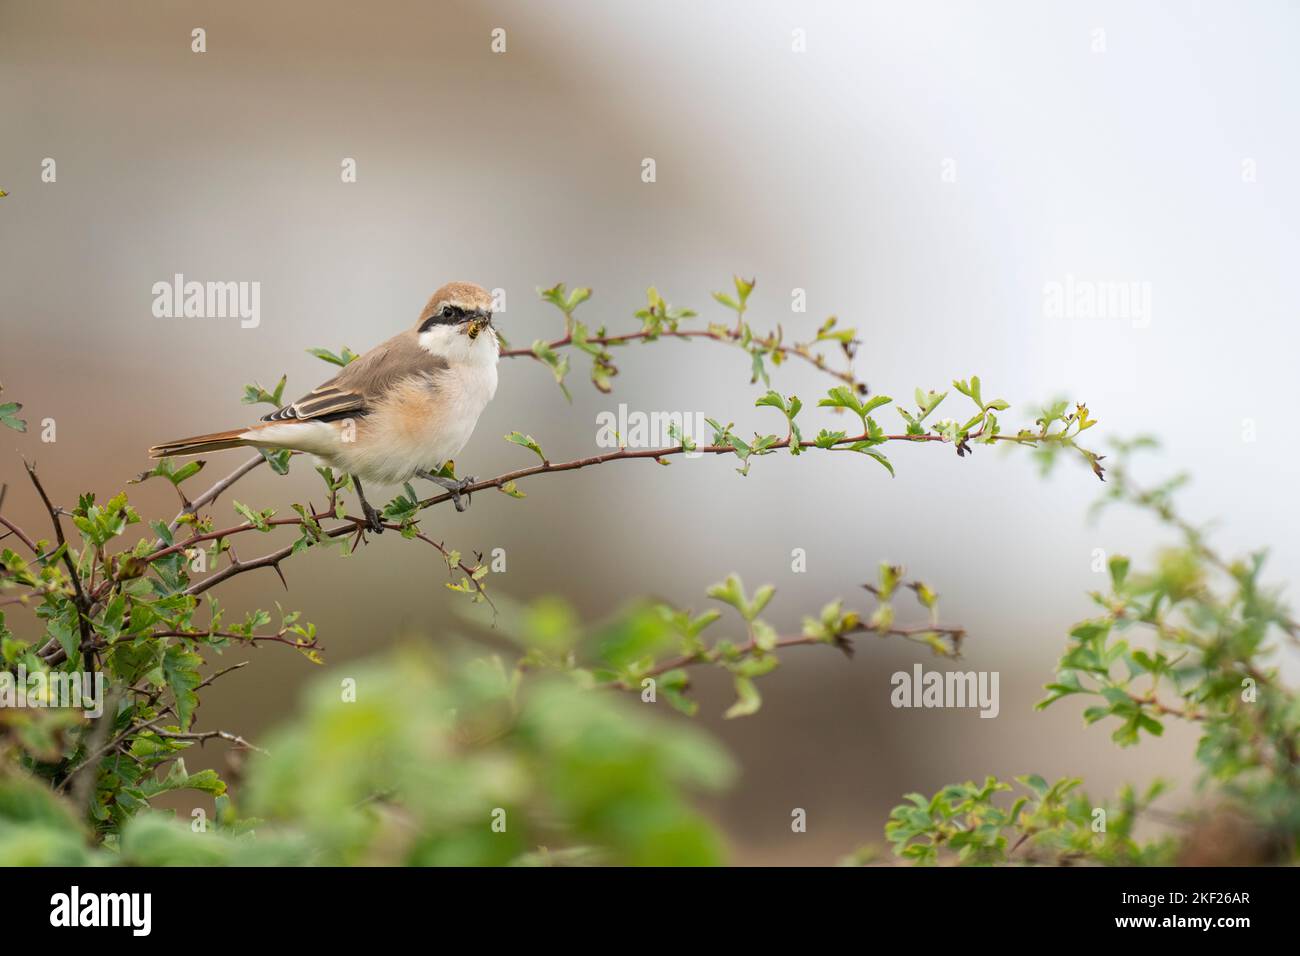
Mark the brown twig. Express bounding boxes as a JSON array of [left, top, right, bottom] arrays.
[[23, 458, 95, 670], [416, 430, 948, 510], [502, 325, 863, 391], [166, 454, 265, 535], [151, 628, 318, 651], [195, 660, 249, 691], [154, 727, 267, 755], [0, 514, 39, 554], [127, 420, 1074, 606], [601, 620, 966, 690]]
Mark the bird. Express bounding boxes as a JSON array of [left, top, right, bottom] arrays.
[[149, 281, 499, 533]]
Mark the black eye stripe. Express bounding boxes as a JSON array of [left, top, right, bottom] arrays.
[[421, 305, 468, 332]]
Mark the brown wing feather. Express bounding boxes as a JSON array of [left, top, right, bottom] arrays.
[[261, 330, 448, 424], [261, 385, 366, 422]]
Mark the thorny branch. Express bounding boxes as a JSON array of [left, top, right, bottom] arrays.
[[11, 376, 1092, 671], [22, 459, 95, 671], [501, 323, 864, 391], [601, 619, 967, 691]]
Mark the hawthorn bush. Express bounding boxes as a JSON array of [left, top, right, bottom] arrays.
[[876, 439, 1300, 866], [5, 280, 1289, 866]]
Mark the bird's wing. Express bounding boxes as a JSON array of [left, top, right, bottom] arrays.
[[261, 330, 449, 423]]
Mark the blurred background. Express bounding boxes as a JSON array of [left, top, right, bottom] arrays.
[[3, 0, 1298, 864]]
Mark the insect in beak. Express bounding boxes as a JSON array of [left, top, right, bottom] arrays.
[[466, 313, 491, 339]]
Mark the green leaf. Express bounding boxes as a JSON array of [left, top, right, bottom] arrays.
[[162, 644, 203, 729], [706, 575, 775, 622], [504, 432, 546, 463], [259, 448, 292, 475], [846, 445, 894, 476], [861, 395, 893, 416], [724, 675, 762, 719], [0, 402, 27, 433], [820, 387, 892, 433], [306, 346, 359, 367], [1108, 555, 1130, 589], [232, 500, 273, 532], [667, 421, 697, 453], [139, 759, 227, 799], [169, 460, 204, 485], [658, 669, 698, 716], [530, 341, 571, 401], [1069, 620, 1111, 643], [953, 376, 983, 408], [382, 484, 422, 525], [565, 287, 592, 312], [49, 605, 80, 661], [539, 283, 592, 317], [241, 375, 287, 408], [704, 418, 733, 445], [732, 275, 755, 307], [1136, 713, 1164, 737], [100, 594, 127, 639], [815, 316, 858, 346], [1018, 774, 1050, 797], [912, 388, 947, 421], [818, 385, 863, 416]]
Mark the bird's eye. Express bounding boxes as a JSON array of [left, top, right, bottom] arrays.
[[441, 306, 455, 319]]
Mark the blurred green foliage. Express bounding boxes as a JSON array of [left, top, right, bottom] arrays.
[[879, 439, 1300, 866], [1, 645, 733, 866]]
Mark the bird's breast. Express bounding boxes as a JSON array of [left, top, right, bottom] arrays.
[[340, 364, 495, 483]]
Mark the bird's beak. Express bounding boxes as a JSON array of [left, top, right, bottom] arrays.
[[466, 311, 492, 339]]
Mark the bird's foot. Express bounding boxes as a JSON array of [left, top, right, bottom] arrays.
[[349, 475, 385, 534], [417, 470, 477, 512], [361, 499, 386, 534]]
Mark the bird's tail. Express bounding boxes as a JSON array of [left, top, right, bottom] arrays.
[[148, 428, 251, 459]]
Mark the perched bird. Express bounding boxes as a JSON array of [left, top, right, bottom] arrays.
[[149, 281, 499, 532]]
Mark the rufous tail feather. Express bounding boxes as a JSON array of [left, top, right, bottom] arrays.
[[148, 429, 250, 459]]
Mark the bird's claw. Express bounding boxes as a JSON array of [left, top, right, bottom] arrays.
[[417, 470, 476, 512], [450, 476, 476, 512], [361, 500, 385, 534]]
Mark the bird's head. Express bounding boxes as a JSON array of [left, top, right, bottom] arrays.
[[416, 282, 498, 358]]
